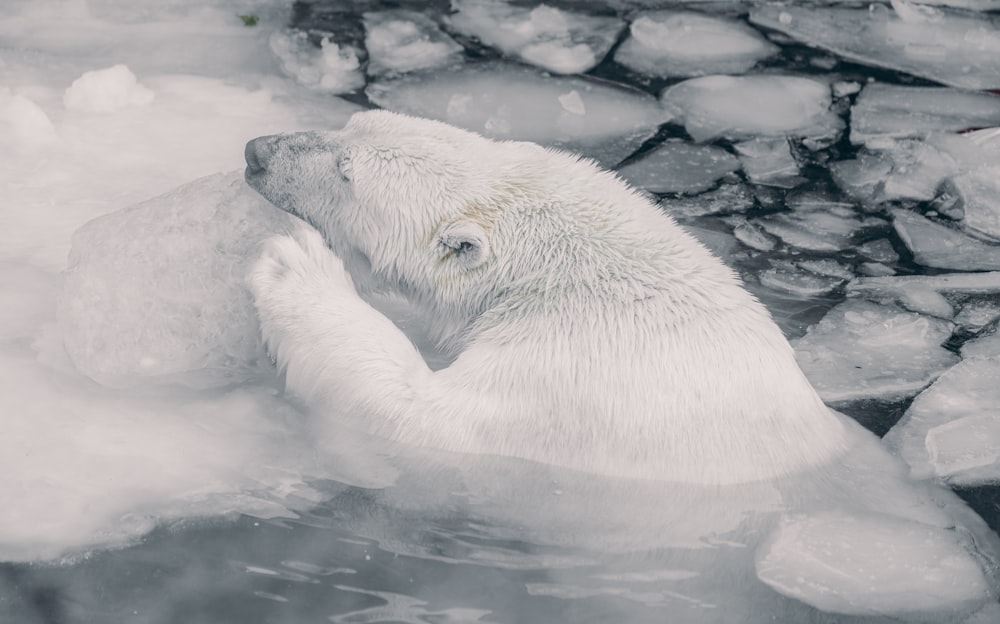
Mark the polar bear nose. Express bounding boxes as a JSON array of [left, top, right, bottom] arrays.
[[244, 135, 276, 175]]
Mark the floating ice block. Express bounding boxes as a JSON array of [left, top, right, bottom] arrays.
[[59, 171, 295, 389]]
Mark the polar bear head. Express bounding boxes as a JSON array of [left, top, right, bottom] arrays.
[[244, 109, 690, 348]]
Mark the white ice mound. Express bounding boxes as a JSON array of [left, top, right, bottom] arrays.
[[63, 64, 154, 113], [1, 88, 57, 149], [850, 84, 1000, 145], [892, 209, 1000, 271], [792, 299, 958, 403], [59, 171, 295, 389], [756, 511, 991, 617], [615, 140, 739, 194], [269, 29, 365, 94], [448, 0, 623, 74], [364, 9, 463, 76], [367, 62, 669, 167], [614, 11, 778, 78], [660, 75, 843, 143], [749, 2, 1000, 90], [886, 327, 1000, 485]]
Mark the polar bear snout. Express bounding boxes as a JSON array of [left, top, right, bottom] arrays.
[[244, 135, 277, 176]]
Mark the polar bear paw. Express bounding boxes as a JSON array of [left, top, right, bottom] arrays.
[[248, 223, 356, 368]]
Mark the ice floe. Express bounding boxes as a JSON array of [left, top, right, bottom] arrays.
[[59, 172, 293, 390], [886, 352, 1000, 486], [758, 260, 847, 298], [615, 140, 740, 195], [757, 510, 992, 617], [613, 11, 778, 78], [448, 0, 623, 74], [850, 84, 1000, 145], [660, 75, 843, 143], [750, 2, 1000, 90], [793, 299, 959, 403], [892, 209, 1000, 271], [734, 138, 803, 188], [63, 64, 155, 113], [364, 10, 463, 76], [367, 62, 668, 166]]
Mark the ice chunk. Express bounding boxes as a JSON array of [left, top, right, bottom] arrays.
[[448, 0, 623, 75], [63, 64, 154, 113], [886, 356, 1000, 485], [858, 239, 900, 265], [750, 3, 1000, 90], [758, 261, 846, 298], [615, 140, 739, 195], [955, 300, 1000, 331], [0, 88, 57, 149], [660, 75, 843, 143], [363, 10, 463, 77], [962, 327, 1000, 359], [664, 182, 755, 219], [367, 62, 669, 167], [936, 167, 1000, 240], [733, 138, 803, 188], [842, 272, 1000, 319], [892, 209, 1000, 271], [60, 172, 295, 390], [731, 217, 777, 251], [757, 511, 991, 616], [613, 11, 778, 78], [792, 299, 958, 403], [269, 29, 364, 94], [851, 84, 1000, 144]]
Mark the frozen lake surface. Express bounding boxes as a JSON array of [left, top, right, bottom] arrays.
[[3, 0, 1000, 622]]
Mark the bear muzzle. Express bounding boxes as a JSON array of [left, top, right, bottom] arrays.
[[244, 135, 276, 178]]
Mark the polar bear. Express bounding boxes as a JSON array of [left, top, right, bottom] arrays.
[[244, 110, 999, 619]]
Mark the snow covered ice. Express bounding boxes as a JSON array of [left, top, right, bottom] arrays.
[[364, 9, 463, 77], [448, 0, 623, 75], [792, 299, 959, 404], [660, 75, 844, 143], [614, 11, 778, 78], [367, 62, 668, 167], [60, 172, 293, 390]]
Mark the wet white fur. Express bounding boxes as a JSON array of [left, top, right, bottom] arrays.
[[246, 110, 849, 485]]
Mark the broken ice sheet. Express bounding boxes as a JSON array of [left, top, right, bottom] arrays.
[[613, 11, 778, 78], [660, 75, 843, 143], [892, 209, 1000, 271], [367, 62, 669, 167], [448, 0, 623, 75], [615, 140, 739, 195], [363, 10, 463, 77], [850, 84, 1000, 145], [749, 2, 1000, 90], [664, 182, 755, 219], [59, 172, 293, 390], [792, 299, 958, 403], [885, 353, 1000, 486]]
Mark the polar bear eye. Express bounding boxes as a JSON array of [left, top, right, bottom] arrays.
[[436, 220, 490, 270], [336, 152, 353, 182]]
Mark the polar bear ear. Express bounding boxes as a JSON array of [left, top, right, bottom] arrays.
[[436, 220, 490, 269]]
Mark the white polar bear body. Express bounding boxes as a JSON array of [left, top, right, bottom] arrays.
[[244, 109, 848, 486], [244, 111, 1000, 618]]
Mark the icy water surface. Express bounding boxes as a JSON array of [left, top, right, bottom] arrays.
[[4, 0, 1000, 622]]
